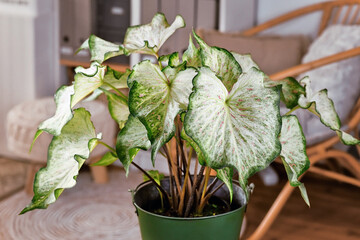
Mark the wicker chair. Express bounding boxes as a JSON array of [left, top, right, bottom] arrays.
[[197, 1, 360, 239], [240, 1, 360, 239]]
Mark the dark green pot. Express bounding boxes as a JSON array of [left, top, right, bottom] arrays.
[[133, 178, 247, 240]]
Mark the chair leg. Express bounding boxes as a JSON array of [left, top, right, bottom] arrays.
[[246, 181, 296, 240], [25, 164, 43, 195], [90, 166, 109, 184]]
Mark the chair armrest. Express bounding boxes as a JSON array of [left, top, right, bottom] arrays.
[[269, 46, 360, 80]]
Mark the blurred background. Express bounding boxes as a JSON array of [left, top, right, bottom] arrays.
[[1, 1, 359, 239], [0, 0, 330, 159]]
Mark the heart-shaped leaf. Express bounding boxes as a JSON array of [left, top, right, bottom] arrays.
[[21, 108, 100, 214], [128, 60, 197, 162], [184, 67, 281, 190], [193, 31, 242, 92], [124, 13, 185, 55], [77, 35, 125, 63], [298, 77, 360, 145], [116, 115, 151, 175]]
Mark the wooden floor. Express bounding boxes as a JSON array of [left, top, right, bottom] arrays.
[[0, 157, 359, 240], [0, 157, 27, 201], [243, 165, 360, 240]]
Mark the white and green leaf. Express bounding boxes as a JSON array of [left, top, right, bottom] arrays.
[[193, 31, 241, 92], [116, 115, 151, 175], [21, 108, 100, 214], [77, 35, 125, 63], [103, 89, 130, 129], [72, 63, 107, 107], [124, 13, 185, 55], [37, 85, 74, 136], [231, 52, 258, 73], [159, 52, 181, 67], [216, 167, 234, 203], [84, 67, 130, 101], [103, 67, 130, 90], [184, 67, 281, 191], [264, 77, 305, 109], [183, 35, 201, 68], [298, 77, 360, 145], [128, 60, 197, 162], [279, 115, 310, 205]]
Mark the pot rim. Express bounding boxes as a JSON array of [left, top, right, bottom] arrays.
[[133, 178, 247, 221]]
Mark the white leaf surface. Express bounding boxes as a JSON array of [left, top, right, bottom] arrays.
[[124, 13, 185, 55], [184, 67, 281, 190]]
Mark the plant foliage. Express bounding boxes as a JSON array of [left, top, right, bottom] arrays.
[[22, 13, 359, 215]]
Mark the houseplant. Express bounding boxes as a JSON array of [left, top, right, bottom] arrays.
[[20, 13, 359, 239]]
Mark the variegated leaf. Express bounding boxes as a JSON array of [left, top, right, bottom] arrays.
[[279, 115, 309, 186], [231, 52, 258, 73], [72, 63, 106, 107], [216, 167, 234, 202], [116, 115, 151, 175], [124, 13, 185, 55], [264, 77, 305, 109], [193, 31, 241, 92], [128, 60, 197, 162], [184, 67, 281, 191], [183, 35, 201, 68], [298, 77, 360, 145], [103, 89, 129, 129], [21, 108, 100, 214], [77, 35, 124, 63], [84, 67, 130, 101], [279, 115, 310, 206], [103, 67, 130, 89], [37, 85, 74, 136], [159, 52, 180, 67]]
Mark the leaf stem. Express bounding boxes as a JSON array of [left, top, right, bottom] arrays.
[[177, 147, 192, 216], [101, 82, 128, 101], [164, 143, 182, 195], [184, 165, 205, 217], [156, 53, 163, 70], [285, 105, 300, 115], [97, 141, 116, 154]]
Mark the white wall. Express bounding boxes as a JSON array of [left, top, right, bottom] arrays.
[[0, 0, 63, 157], [257, 0, 329, 39], [219, 0, 256, 32]]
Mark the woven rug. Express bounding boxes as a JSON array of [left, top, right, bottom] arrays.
[[0, 168, 143, 240]]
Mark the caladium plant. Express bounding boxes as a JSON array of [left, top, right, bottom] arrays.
[[21, 13, 359, 217]]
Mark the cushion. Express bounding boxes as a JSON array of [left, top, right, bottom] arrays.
[[296, 25, 360, 145], [6, 98, 116, 162], [197, 29, 310, 75]]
